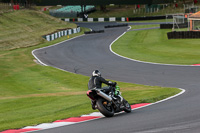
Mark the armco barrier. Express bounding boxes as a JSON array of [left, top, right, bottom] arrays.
[[61, 15, 169, 22], [62, 17, 126, 22], [167, 31, 200, 39], [43, 27, 80, 41], [84, 30, 104, 34]]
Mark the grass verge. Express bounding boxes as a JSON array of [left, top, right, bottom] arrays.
[[0, 9, 76, 51], [112, 26, 200, 65], [0, 10, 181, 131]]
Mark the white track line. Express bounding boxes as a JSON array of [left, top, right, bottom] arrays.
[[132, 88, 185, 110], [32, 34, 85, 67], [23, 88, 185, 133]]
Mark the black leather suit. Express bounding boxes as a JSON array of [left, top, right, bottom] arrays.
[[88, 76, 112, 89]]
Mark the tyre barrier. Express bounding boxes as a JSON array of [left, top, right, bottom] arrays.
[[160, 23, 188, 29], [84, 30, 104, 34], [128, 15, 168, 21], [104, 24, 128, 28], [167, 31, 200, 39]]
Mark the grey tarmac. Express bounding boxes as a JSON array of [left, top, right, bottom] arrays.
[[32, 22, 200, 133]]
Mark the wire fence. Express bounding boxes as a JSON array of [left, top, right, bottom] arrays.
[[0, 3, 13, 13]]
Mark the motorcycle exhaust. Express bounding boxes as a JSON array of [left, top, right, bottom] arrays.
[[96, 90, 112, 102]]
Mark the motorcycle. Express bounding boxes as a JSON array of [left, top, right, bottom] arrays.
[[86, 84, 131, 117]]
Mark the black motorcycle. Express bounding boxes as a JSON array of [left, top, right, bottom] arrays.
[[87, 84, 131, 117]]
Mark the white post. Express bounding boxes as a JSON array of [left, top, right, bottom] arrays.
[[64, 30, 68, 36], [46, 35, 50, 41], [188, 16, 190, 31], [73, 28, 77, 34], [58, 32, 61, 38], [51, 34, 54, 40], [173, 15, 174, 31], [98, 18, 104, 22], [77, 27, 81, 33], [68, 29, 72, 35], [55, 33, 58, 39]]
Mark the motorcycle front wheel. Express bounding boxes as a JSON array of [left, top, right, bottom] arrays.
[[96, 98, 114, 117], [123, 99, 132, 113]]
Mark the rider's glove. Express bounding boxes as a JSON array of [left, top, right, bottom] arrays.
[[108, 81, 113, 84]]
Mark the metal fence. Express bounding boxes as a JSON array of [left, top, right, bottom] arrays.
[[0, 3, 13, 12]]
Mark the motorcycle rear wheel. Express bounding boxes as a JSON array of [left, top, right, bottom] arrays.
[[96, 98, 114, 117]]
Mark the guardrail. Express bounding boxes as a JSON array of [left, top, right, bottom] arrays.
[[61, 17, 126, 22], [61, 15, 168, 22], [42, 27, 81, 41]]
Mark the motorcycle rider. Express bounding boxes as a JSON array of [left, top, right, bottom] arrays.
[[88, 70, 116, 110]]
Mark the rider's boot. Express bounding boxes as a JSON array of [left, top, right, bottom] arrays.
[[91, 100, 97, 110]]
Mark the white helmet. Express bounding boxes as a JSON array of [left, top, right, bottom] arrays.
[[92, 70, 101, 77]]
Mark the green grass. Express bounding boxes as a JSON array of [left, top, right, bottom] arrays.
[[0, 38, 181, 131], [0, 9, 76, 51], [0, 10, 181, 131], [112, 26, 200, 65]]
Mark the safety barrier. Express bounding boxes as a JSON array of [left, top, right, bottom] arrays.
[[61, 17, 126, 22], [104, 24, 128, 28], [128, 15, 166, 21], [61, 15, 168, 22], [160, 23, 188, 29], [167, 31, 200, 39], [42, 27, 81, 41], [84, 30, 104, 34]]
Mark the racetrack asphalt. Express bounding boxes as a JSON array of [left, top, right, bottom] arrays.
[[32, 22, 200, 133]]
